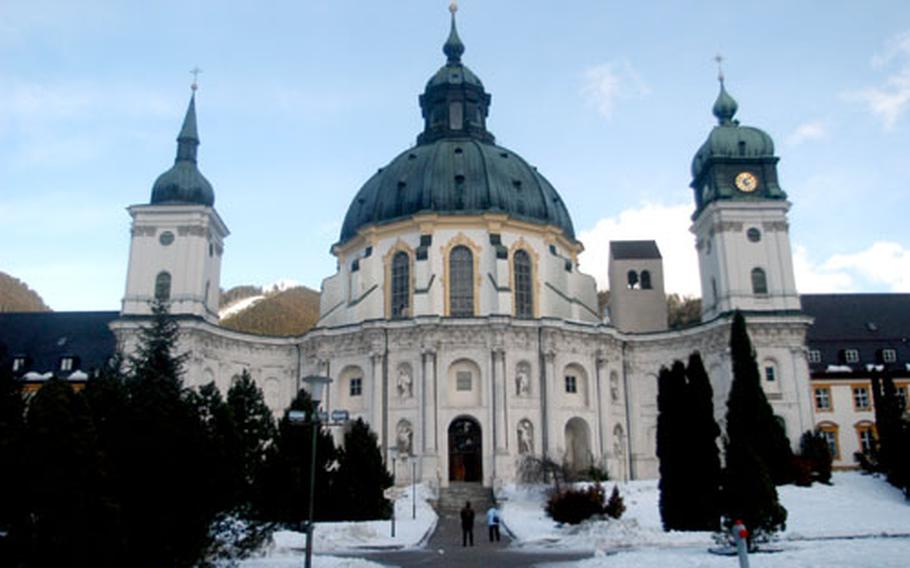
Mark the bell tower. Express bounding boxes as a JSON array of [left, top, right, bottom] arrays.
[[122, 85, 228, 323], [689, 73, 799, 320]]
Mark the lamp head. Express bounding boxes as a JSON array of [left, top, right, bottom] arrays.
[[301, 375, 333, 405]]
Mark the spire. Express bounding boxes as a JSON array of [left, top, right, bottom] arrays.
[[443, 1, 465, 64], [712, 74, 738, 126], [176, 92, 199, 163]]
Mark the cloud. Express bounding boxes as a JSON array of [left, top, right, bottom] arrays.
[[792, 245, 854, 292], [844, 30, 910, 129], [825, 241, 910, 291], [578, 202, 700, 295], [786, 121, 827, 146], [581, 60, 650, 119]]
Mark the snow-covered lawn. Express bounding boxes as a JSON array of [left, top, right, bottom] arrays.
[[236, 482, 435, 565], [503, 472, 910, 566]]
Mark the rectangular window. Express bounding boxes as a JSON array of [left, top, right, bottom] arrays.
[[853, 386, 871, 410], [565, 375, 577, 394], [858, 428, 875, 455], [845, 349, 860, 363], [820, 429, 840, 460], [12, 357, 26, 372], [60, 357, 74, 372], [808, 350, 821, 364], [814, 387, 831, 411], [883, 349, 897, 363], [897, 386, 907, 411], [764, 366, 776, 382], [456, 371, 472, 392], [349, 377, 362, 397]]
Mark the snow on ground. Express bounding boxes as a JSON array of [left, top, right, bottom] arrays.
[[240, 482, 435, 565], [219, 294, 265, 319], [554, 537, 910, 568], [501, 472, 910, 554], [236, 555, 386, 568]]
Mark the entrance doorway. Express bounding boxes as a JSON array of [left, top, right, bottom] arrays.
[[448, 416, 482, 482]]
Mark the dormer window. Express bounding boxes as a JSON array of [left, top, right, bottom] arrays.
[[882, 349, 897, 363], [12, 357, 26, 372], [844, 349, 860, 364], [808, 350, 821, 364], [60, 357, 75, 372]]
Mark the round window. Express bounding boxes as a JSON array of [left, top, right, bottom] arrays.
[[747, 228, 762, 243], [159, 231, 175, 246]]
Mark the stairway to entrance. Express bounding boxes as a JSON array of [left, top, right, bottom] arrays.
[[435, 481, 496, 516]]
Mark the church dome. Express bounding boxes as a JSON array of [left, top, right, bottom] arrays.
[[338, 6, 575, 245], [691, 82, 775, 180], [150, 94, 215, 207]]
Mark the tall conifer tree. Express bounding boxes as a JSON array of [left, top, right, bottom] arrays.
[[684, 351, 721, 530], [657, 361, 687, 530], [333, 418, 393, 520], [0, 349, 27, 563], [722, 311, 788, 541], [227, 369, 277, 509]]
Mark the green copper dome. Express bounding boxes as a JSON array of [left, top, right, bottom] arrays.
[[339, 9, 575, 244], [691, 82, 775, 179], [150, 94, 215, 207]]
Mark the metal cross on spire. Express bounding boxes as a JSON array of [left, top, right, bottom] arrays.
[[190, 66, 202, 91], [714, 54, 725, 83]]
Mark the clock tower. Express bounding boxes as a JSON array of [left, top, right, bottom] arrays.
[[690, 78, 800, 320]]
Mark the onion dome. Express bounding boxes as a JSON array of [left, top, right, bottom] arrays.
[[150, 93, 215, 207], [338, 5, 575, 245], [691, 80, 775, 180]]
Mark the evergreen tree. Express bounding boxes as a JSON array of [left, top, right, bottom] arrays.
[[684, 351, 721, 530], [188, 381, 240, 515], [333, 418, 392, 520], [227, 369, 277, 509], [871, 370, 907, 491], [798, 430, 832, 485], [121, 299, 214, 567], [0, 349, 26, 564], [722, 311, 788, 541], [657, 361, 687, 530], [257, 388, 338, 524], [22, 377, 120, 566], [725, 311, 793, 485]]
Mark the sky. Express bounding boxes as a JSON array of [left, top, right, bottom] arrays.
[[2, 0, 909, 311]]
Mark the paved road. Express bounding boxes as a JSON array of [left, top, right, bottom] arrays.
[[345, 509, 592, 568]]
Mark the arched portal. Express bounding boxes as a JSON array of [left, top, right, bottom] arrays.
[[564, 417, 592, 472], [448, 416, 482, 482]]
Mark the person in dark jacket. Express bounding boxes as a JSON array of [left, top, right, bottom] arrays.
[[460, 501, 475, 546]]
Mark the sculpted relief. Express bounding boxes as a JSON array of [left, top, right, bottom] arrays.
[[517, 419, 534, 455], [396, 420, 413, 456], [396, 364, 413, 399], [515, 362, 531, 397]]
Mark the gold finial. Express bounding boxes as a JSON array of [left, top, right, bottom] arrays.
[[449, 1, 458, 15], [190, 66, 202, 92], [714, 54, 724, 83]]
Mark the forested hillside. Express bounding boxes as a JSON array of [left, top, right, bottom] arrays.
[[0, 272, 51, 312]]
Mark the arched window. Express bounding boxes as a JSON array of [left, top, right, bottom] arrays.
[[751, 267, 768, 295], [640, 270, 652, 290], [391, 251, 410, 319], [155, 271, 171, 301], [514, 249, 533, 318], [449, 245, 474, 317], [627, 270, 639, 289]]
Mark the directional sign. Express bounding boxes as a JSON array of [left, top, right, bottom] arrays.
[[287, 410, 308, 424], [331, 410, 350, 423], [318, 411, 330, 423]]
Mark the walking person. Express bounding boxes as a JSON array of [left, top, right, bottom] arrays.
[[460, 501, 475, 547], [487, 502, 501, 542]]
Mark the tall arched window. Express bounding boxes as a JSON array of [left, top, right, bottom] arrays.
[[640, 270, 652, 290], [449, 245, 474, 317], [751, 267, 768, 295], [627, 270, 639, 289], [514, 249, 533, 318], [391, 251, 410, 319], [155, 271, 171, 301]]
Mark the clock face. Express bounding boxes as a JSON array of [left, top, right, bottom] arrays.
[[735, 171, 758, 193]]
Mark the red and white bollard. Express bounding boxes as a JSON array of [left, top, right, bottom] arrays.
[[732, 519, 750, 568]]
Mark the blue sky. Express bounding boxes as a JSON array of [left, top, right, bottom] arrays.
[[2, 0, 909, 311]]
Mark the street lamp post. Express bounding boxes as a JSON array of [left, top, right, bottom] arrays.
[[388, 447, 398, 538], [289, 375, 333, 568]]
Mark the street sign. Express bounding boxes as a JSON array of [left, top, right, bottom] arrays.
[[317, 411, 329, 423], [330, 409, 350, 423], [288, 410, 308, 423]]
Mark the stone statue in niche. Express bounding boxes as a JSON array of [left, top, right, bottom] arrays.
[[517, 419, 534, 454], [396, 421, 413, 456], [609, 372, 620, 403], [516, 367, 530, 397], [397, 366, 413, 399]]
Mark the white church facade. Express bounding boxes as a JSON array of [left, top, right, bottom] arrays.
[[110, 9, 815, 488]]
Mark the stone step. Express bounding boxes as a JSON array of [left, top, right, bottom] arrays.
[[436, 482, 495, 514]]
